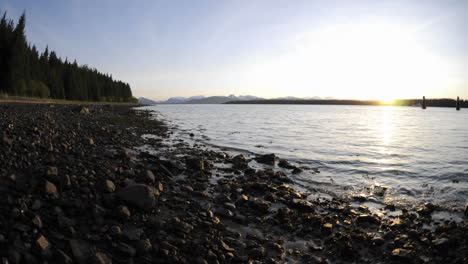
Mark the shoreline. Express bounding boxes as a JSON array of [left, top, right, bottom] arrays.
[[0, 103, 467, 263]]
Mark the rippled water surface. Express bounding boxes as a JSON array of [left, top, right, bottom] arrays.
[[142, 104, 468, 208]]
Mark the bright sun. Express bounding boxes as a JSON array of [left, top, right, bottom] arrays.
[[248, 22, 451, 100]]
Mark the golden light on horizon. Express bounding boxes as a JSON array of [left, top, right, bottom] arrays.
[[246, 22, 452, 100]]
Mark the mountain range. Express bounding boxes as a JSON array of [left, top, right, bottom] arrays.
[[138, 95, 336, 105]]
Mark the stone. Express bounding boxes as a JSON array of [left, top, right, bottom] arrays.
[[93, 252, 112, 264], [220, 241, 234, 252], [2, 135, 13, 146], [103, 180, 116, 193], [46, 167, 59, 176], [322, 223, 333, 234], [186, 157, 205, 171], [32, 215, 43, 228], [116, 242, 136, 257], [88, 138, 94, 145], [80, 107, 90, 114], [55, 249, 73, 264], [142, 170, 156, 183], [278, 159, 293, 169], [117, 184, 158, 211], [391, 248, 413, 259], [122, 226, 143, 241], [464, 203, 468, 217], [117, 205, 131, 219], [70, 239, 91, 264], [36, 235, 50, 252], [31, 200, 41, 210], [255, 153, 276, 166], [136, 239, 152, 255], [355, 214, 379, 226], [44, 181, 58, 196]]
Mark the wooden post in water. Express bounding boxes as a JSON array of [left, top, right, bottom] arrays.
[[422, 96, 426, 109], [456, 96, 460, 111]]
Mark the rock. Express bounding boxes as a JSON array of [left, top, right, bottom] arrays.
[[255, 153, 276, 166], [116, 205, 131, 219], [103, 180, 116, 193], [355, 214, 380, 226], [220, 240, 234, 252], [417, 203, 436, 216], [464, 203, 468, 217], [322, 223, 333, 234], [36, 235, 50, 252], [138, 170, 155, 183], [122, 226, 143, 241], [224, 203, 236, 211], [2, 135, 13, 146], [232, 155, 248, 170], [116, 242, 136, 257], [70, 239, 91, 264], [32, 215, 43, 229], [278, 159, 293, 169], [292, 167, 303, 174], [44, 181, 58, 197], [46, 167, 59, 176], [117, 184, 158, 211], [182, 185, 194, 192], [93, 252, 112, 264], [31, 200, 41, 210], [80, 107, 90, 114], [136, 239, 152, 254], [88, 138, 94, 145], [55, 249, 73, 264], [186, 157, 205, 171], [391, 248, 413, 259], [109, 225, 122, 237]]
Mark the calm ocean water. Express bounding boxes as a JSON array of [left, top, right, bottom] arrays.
[[142, 104, 468, 209]]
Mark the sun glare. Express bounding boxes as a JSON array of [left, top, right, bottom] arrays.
[[249, 22, 451, 99]]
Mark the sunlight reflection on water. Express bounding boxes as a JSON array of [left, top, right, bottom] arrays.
[[142, 104, 468, 209]]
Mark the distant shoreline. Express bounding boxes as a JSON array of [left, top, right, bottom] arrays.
[[224, 98, 466, 108]]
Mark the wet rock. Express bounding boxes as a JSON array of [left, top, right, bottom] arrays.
[[186, 157, 205, 171], [116, 184, 158, 211], [322, 223, 333, 235], [255, 153, 276, 166], [278, 159, 293, 169], [182, 185, 194, 192], [355, 214, 380, 226], [290, 166, 303, 174], [232, 155, 248, 170], [464, 203, 468, 217], [417, 203, 436, 217], [93, 252, 112, 264], [391, 248, 413, 260]]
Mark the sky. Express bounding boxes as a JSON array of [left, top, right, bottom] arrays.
[[1, 0, 468, 101]]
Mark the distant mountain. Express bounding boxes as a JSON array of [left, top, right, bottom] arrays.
[[156, 95, 263, 104], [138, 97, 158, 105], [156, 95, 206, 104], [183, 95, 264, 104]]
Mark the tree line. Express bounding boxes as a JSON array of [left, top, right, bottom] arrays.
[[0, 11, 135, 102]]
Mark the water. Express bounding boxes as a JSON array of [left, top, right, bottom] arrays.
[[141, 104, 468, 209]]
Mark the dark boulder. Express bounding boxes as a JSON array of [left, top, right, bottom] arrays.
[[117, 184, 159, 211], [255, 153, 276, 166]]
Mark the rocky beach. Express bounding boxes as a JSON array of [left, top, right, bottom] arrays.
[[0, 103, 467, 264]]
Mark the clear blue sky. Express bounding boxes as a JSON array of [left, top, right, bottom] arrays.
[[2, 0, 468, 100]]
